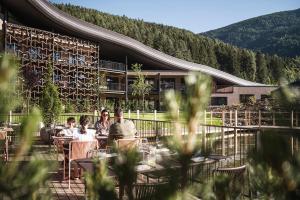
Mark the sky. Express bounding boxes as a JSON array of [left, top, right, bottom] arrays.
[[50, 0, 300, 33]]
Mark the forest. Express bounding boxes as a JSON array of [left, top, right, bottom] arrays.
[[54, 3, 300, 84]]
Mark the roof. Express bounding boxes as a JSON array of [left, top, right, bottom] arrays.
[[2, 0, 266, 86]]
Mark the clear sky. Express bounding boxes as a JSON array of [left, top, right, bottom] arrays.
[[50, 0, 300, 33]]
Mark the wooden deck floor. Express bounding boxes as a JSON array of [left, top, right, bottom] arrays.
[[9, 138, 86, 200]]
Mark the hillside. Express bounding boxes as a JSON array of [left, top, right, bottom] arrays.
[[54, 3, 300, 84], [203, 9, 300, 58]]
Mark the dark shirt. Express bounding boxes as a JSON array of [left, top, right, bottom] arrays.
[[108, 119, 137, 142]]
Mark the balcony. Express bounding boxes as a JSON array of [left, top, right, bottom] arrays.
[[100, 82, 125, 94], [99, 60, 126, 72]]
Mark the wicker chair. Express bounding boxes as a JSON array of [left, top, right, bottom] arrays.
[[133, 182, 167, 200], [213, 165, 246, 199]]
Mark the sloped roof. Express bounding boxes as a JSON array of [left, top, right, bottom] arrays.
[[2, 0, 266, 86]]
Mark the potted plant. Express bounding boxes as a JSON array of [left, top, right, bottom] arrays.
[[39, 62, 62, 143]]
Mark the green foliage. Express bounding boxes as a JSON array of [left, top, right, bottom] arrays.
[[64, 101, 75, 113], [131, 63, 152, 111], [248, 131, 300, 199], [272, 80, 300, 111], [0, 54, 53, 200], [40, 62, 62, 126], [0, 54, 19, 122], [204, 8, 300, 58], [85, 160, 118, 200], [54, 3, 299, 84]]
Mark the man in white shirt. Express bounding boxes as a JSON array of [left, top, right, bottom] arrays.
[[60, 117, 78, 137]]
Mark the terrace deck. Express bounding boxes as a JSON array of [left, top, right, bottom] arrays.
[[8, 138, 86, 200]]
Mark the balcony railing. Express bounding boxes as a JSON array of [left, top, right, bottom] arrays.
[[99, 60, 126, 72], [100, 83, 125, 92]]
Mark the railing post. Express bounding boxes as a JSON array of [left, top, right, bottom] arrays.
[[291, 136, 294, 156], [244, 110, 247, 126], [128, 109, 131, 119], [234, 110, 238, 155], [248, 110, 251, 126], [229, 110, 232, 126], [296, 112, 299, 127], [291, 110, 294, 128], [137, 110, 139, 120], [154, 110, 157, 121], [93, 110, 97, 124], [203, 111, 207, 150], [9, 110, 12, 125], [259, 110, 261, 128], [204, 110, 207, 125], [222, 110, 225, 126], [221, 111, 225, 155]]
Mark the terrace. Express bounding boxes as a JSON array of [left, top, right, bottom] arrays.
[[1, 117, 299, 199]]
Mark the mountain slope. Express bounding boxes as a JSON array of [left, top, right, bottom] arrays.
[[53, 3, 300, 84], [203, 9, 300, 57]]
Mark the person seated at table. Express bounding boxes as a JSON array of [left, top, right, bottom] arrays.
[[94, 109, 111, 136], [59, 117, 77, 137], [108, 107, 137, 143], [73, 115, 96, 141]]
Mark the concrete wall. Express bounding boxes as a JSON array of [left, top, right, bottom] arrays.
[[211, 86, 278, 106]]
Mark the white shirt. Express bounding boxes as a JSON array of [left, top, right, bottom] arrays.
[[73, 129, 96, 141], [62, 127, 78, 137]]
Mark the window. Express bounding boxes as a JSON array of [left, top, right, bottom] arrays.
[[6, 43, 17, 53], [160, 78, 175, 91], [53, 51, 61, 62], [69, 55, 77, 65], [78, 55, 85, 65], [211, 97, 228, 106], [29, 47, 40, 59], [240, 94, 255, 104]]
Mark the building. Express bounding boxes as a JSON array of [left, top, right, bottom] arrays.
[[0, 0, 277, 110]]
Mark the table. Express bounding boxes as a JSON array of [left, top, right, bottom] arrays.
[[96, 135, 108, 149]]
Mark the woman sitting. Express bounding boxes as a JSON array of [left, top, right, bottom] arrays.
[[73, 115, 96, 141], [94, 109, 111, 136]]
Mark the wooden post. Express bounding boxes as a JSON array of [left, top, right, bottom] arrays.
[[248, 110, 251, 126], [244, 110, 247, 126], [259, 110, 261, 128], [128, 110, 131, 119], [154, 110, 157, 121], [9, 110, 12, 125], [203, 111, 207, 150], [204, 110, 207, 125], [291, 110, 294, 128], [296, 112, 299, 127], [229, 110, 232, 126], [222, 111, 225, 155], [234, 110, 238, 155], [291, 136, 294, 156]]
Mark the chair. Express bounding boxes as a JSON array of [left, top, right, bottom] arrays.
[[116, 138, 139, 150], [213, 165, 246, 199], [0, 131, 8, 162], [133, 182, 167, 200], [53, 136, 72, 160], [63, 140, 98, 188]]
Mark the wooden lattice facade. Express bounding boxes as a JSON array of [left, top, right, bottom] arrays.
[[5, 23, 102, 104]]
